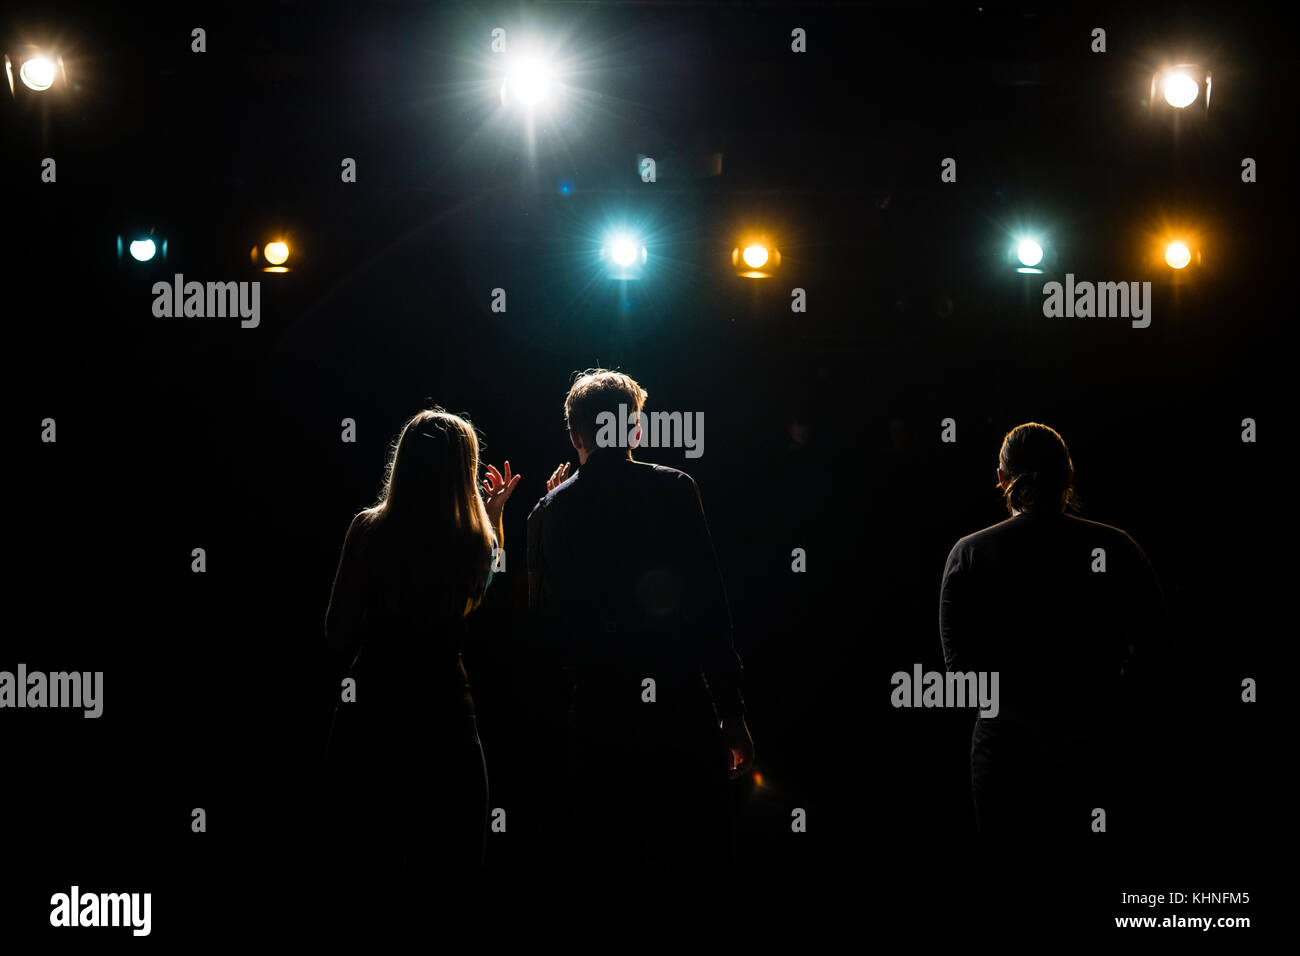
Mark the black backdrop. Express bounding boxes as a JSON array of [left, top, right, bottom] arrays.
[[3, 0, 1286, 942]]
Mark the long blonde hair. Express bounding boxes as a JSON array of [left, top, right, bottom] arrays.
[[360, 408, 495, 620]]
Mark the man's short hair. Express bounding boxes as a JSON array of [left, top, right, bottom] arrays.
[[564, 369, 648, 447]]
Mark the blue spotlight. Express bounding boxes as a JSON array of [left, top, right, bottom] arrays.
[[601, 231, 647, 279], [117, 231, 167, 266], [129, 238, 157, 262], [1011, 236, 1047, 274]]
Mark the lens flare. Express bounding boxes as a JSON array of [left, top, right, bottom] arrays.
[[264, 241, 289, 265], [742, 245, 769, 269]]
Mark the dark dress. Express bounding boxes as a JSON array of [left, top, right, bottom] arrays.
[[939, 510, 1167, 845], [322, 512, 493, 880], [526, 450, 745, 872]]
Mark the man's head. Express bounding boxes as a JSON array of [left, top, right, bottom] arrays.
[[564, 369, 648, 464]]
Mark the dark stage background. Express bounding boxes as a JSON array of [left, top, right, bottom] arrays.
[[3, 0, 1287, 942]]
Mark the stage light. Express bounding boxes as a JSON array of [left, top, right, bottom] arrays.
[[611, 239, 639, 267], [732, 237, 781, 278], [501, 55, 555, 107], [116, 230, 167, 267], [1017, 239, 1044, 269], [1165, 241, 1191, 269], [1163, 72, 1198, 108], [251, 238, 294, 273], [1151, 64, 1211, 114], [1005, 228, 1054, 276], [19, 56, 55, 91], [601, 232, 647, 279], [129, 239, 156, 262], [4, 47, 67, 98], [1145, 221, 1203, 276]]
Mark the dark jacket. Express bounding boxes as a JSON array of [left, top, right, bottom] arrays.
[[526, 450, 745, 723], [940, 509, 1167, 736]]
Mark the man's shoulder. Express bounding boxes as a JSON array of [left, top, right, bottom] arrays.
[[627, 460, 700, 501], [633, 459, 694, 481], [527, 467, 586, 521]]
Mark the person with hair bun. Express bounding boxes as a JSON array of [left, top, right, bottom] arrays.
[[939, 422, 1167, 847]]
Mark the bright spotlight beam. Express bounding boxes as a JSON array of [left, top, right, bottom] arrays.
[[742, 245, 769, 269], [601, 232, 647, 278], [1163, 72, 1199, 109], [611, 239, 638, 267], [1017, 239, 1044, 268], [1165, 241, 1191, 270], [129, 239, 156, 262], [19, 56, 56, 92], [502, 56, 554, 107]]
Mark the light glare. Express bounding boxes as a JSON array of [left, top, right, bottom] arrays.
[[19, 56, 56, 91], [1163, 72, 1198, 108], [1165, 241, 1191, 269], [1016, 240, 1044, 268], [505, 57, 553, 106], [129, 239, 156, 262], [610, 238, 639, 267], [264, 241, 289, 265], [742, 245, 769, 269]]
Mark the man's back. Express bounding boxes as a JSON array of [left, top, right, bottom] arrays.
[[528, 450, 743, 869], [527, 450, 744, 721]]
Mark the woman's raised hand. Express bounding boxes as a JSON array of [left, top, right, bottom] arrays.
[[482, 461, 521, 530]]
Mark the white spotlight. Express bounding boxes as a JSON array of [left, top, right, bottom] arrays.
[[1017, 239, 1044, 268], [19, 56, 56, 91], [1163, 72, 1199, 109], [602, 232, 647, 278], [502, 56, 554, 107], [611, 239, 639, 267]]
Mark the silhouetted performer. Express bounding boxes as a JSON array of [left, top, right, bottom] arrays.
[[527, 369, 754, 873], [323, 409, 520, 877], [939, 423, 1166, 846]]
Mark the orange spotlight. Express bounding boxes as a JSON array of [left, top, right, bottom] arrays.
[[251, 238, 295, 273], [732, 237, 781, 278]]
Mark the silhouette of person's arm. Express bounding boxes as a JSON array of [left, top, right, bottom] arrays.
[[939, 541, 968, 674], [1119, 534, 1170, 699], [526, 498, 546, 614], [675, 473, 753, 774], [325, 513, 369, 676], [526, 495, 561, 654]]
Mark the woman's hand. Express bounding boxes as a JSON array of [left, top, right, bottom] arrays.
[[546, 462, 572, 492], [482, 462, 521, 534]]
